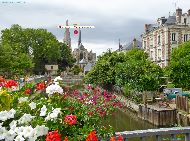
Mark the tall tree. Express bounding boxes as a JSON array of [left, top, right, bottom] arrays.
[[1, 25, 61, 74], [168, 41, 190, 90], [58, 42, 75, 71]]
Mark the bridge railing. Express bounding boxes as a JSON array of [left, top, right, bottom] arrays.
[[115, 127, 190, 141]]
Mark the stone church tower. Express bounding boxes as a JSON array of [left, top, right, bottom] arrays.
[[63, 20, 71, 49], [72, 29, 96, 69]]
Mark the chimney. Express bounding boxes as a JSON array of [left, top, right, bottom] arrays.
[[176, 8, 182, 23], [188, 9, 190, 16]]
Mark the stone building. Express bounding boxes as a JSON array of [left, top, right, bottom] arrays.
[[142, 8, 190, 68], [72, 29, 96, 69]]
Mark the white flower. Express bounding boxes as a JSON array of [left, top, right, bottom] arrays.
[[0, 127, 7, 140], [40, 105, 47, 116], [9, 120, 17, 130], [18, 97, 28, 103], [29, 102, 36, 110], [46, 83, 63, 96], [23, 126, 34, 138], [18, 114, 34, 124], [8, 109, 16, 119], [4, 129, 16, 141], [45, 108, 61, 121], [34, 125, 49, 137], [54, 76, 63, 82], [0, 111, 8, 121], [14, 135, 25, 141], [0, 109, 16, 121]]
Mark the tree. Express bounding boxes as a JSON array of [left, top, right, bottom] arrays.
[[0, 43, 34, 76], [1, 25, 61, 74], [84, 49, 128, 89], [58, 43, 75, 71], [85, 48, 163, 92], [168, 41, 190, 90]]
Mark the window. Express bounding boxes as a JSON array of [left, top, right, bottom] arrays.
[[51, 66, 53, 69], [144, 41, 146, 49], [172, 33, 176, 41], [150, 51, 153, 59], [158, 35, 161, 44], [184, 18, 187, 25], [158, 49, 161, 58], [184, 34, 188, 42]]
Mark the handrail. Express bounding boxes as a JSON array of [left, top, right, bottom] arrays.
[[116, 127, 190, 141]]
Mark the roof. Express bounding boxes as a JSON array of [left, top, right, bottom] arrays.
[[79, 58, 87, 64], [164, 16, 176, 25], [122, 39, 142, 50], [84, 62, 92, 72]]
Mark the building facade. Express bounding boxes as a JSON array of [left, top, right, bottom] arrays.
[[142, 8, 190, 68]]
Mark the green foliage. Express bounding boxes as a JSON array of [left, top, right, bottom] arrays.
[[168, 42, 190, 90], [84, 49, 126, 87], [85, 48, 163, 92], [70, 65, 82, 75], [58, 43, 75, 71], [168, 41, 190, 90], [0, 24, 62, 75], [0, 90, 12, 111]]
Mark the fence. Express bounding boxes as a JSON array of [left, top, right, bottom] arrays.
[[176, 95, 189, 113]]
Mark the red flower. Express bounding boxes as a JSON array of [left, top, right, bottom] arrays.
[[24, 88, 31, 94], [36, 83, 45, 90], [86, 131, 98, 141], [63, 136, 69, 141], [5, 80, 17, 88], [64, 115, 77, 125], [110, 137, 116, 141], [46, 130, 61, 141], [117, 134, 123, 141]]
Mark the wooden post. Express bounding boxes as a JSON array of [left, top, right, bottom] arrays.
[[185, 133, 190, 141], [156, 135, 161, 141]]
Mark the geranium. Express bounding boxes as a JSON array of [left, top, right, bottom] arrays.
[[36, 83, 46, 90], [63, 136, 69, 141], [45, 108, 61, 121], [86, 131, 98, 141], [5, 80, 17, 88], [24, 88, 31, 94], [64, 115, 77, 125], [18, 97, 28, 103], [45, 130, 61, 141]]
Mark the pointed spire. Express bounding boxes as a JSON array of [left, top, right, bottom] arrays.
[[66, 19, 69, 26], [78, 29, 81, 47]]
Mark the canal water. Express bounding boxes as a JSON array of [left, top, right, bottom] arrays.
[[105, 109, 160, 141]]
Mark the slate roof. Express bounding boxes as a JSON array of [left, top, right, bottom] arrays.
[[84, 62, 92, 72], [164, 16, 176, 25], [122, 40, 142, 50]]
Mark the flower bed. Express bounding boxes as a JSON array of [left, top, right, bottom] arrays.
[[0, 77, 124, 141]]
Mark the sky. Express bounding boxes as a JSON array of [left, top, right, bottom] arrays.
[[0, 0, 190, 56]]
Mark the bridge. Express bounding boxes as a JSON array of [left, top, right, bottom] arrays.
[[115, 127, 190, 141]]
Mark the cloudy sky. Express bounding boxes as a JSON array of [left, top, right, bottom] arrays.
[[0, 0, 189, 55]]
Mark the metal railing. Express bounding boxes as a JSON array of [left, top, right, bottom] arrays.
[[116, 127, 190, 141]]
